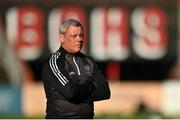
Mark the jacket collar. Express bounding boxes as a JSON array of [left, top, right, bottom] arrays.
[[58, 46, 81, 56]]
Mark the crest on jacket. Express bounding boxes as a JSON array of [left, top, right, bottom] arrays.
[[84, 65, 91, 76]]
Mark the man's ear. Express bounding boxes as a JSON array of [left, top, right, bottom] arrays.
[[59, 34, 64, 43]]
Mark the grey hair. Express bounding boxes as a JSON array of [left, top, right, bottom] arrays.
[[59, 18, 83, 34]]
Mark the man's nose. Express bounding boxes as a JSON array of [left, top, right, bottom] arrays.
[[76, 35, 83, 41]]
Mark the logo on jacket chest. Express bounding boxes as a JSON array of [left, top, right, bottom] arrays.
[[69, 71, 76, 76], [84, 65, 91, 76], [68, 64, 92, 76]]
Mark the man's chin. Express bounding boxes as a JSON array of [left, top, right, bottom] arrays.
[[76, 47, 82, 51], [76, 49, 81, 53], [72, 48, 81, 53]]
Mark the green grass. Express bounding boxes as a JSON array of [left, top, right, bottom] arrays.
[[95, 112, 171, 119], [0, 114, 44, 119], [0, 112, 176, 119]]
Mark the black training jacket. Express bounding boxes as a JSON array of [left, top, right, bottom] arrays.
[[42, 46, 110, 119]]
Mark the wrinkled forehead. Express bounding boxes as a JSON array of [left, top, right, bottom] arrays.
[[66, 25, 83, 34]]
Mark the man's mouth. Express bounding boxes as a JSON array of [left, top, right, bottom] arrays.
[[76, 44, 82, 47]]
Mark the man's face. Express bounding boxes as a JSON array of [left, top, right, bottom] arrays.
[[60, 25, 83, 53]]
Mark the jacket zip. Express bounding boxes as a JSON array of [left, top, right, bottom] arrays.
[[73, 56, 81, 75]]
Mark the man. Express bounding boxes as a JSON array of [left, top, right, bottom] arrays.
[[42, 18, 110, 119]]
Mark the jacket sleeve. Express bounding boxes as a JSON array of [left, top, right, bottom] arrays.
[[91, 60, 111, 101], [42, 57, 77, 100]]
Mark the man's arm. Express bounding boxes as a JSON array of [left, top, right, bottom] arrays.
[[91, 61, 111, 101]]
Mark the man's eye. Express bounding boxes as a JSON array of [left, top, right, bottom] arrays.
[[71, 35, 77, 38], [79, 34, 83, 38], [71, 34, 83, 38]]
